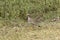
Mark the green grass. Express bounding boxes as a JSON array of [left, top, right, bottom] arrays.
[[0, 0, 60, 21]]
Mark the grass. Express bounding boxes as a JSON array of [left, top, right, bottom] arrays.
[[0, 0, 60, 20], [0, 21, 60, 40], [0, 0, 60, 40]]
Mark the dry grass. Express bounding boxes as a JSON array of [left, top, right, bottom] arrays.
[[0, 21, 60, 40]]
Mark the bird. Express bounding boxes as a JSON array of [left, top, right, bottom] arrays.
[[27, 14, 41, 27], [27, 14, 34, 24]]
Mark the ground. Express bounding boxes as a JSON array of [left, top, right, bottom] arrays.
[[0, 21, 60, 40]]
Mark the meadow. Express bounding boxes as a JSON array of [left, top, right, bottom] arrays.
[[0, 0, 60, 40], [0, 20, 60, 40]]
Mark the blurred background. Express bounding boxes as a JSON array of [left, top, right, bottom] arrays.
[[0, 0, 60, 22]]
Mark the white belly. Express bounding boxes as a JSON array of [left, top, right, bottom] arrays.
[[28, 17, 34, 24]]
